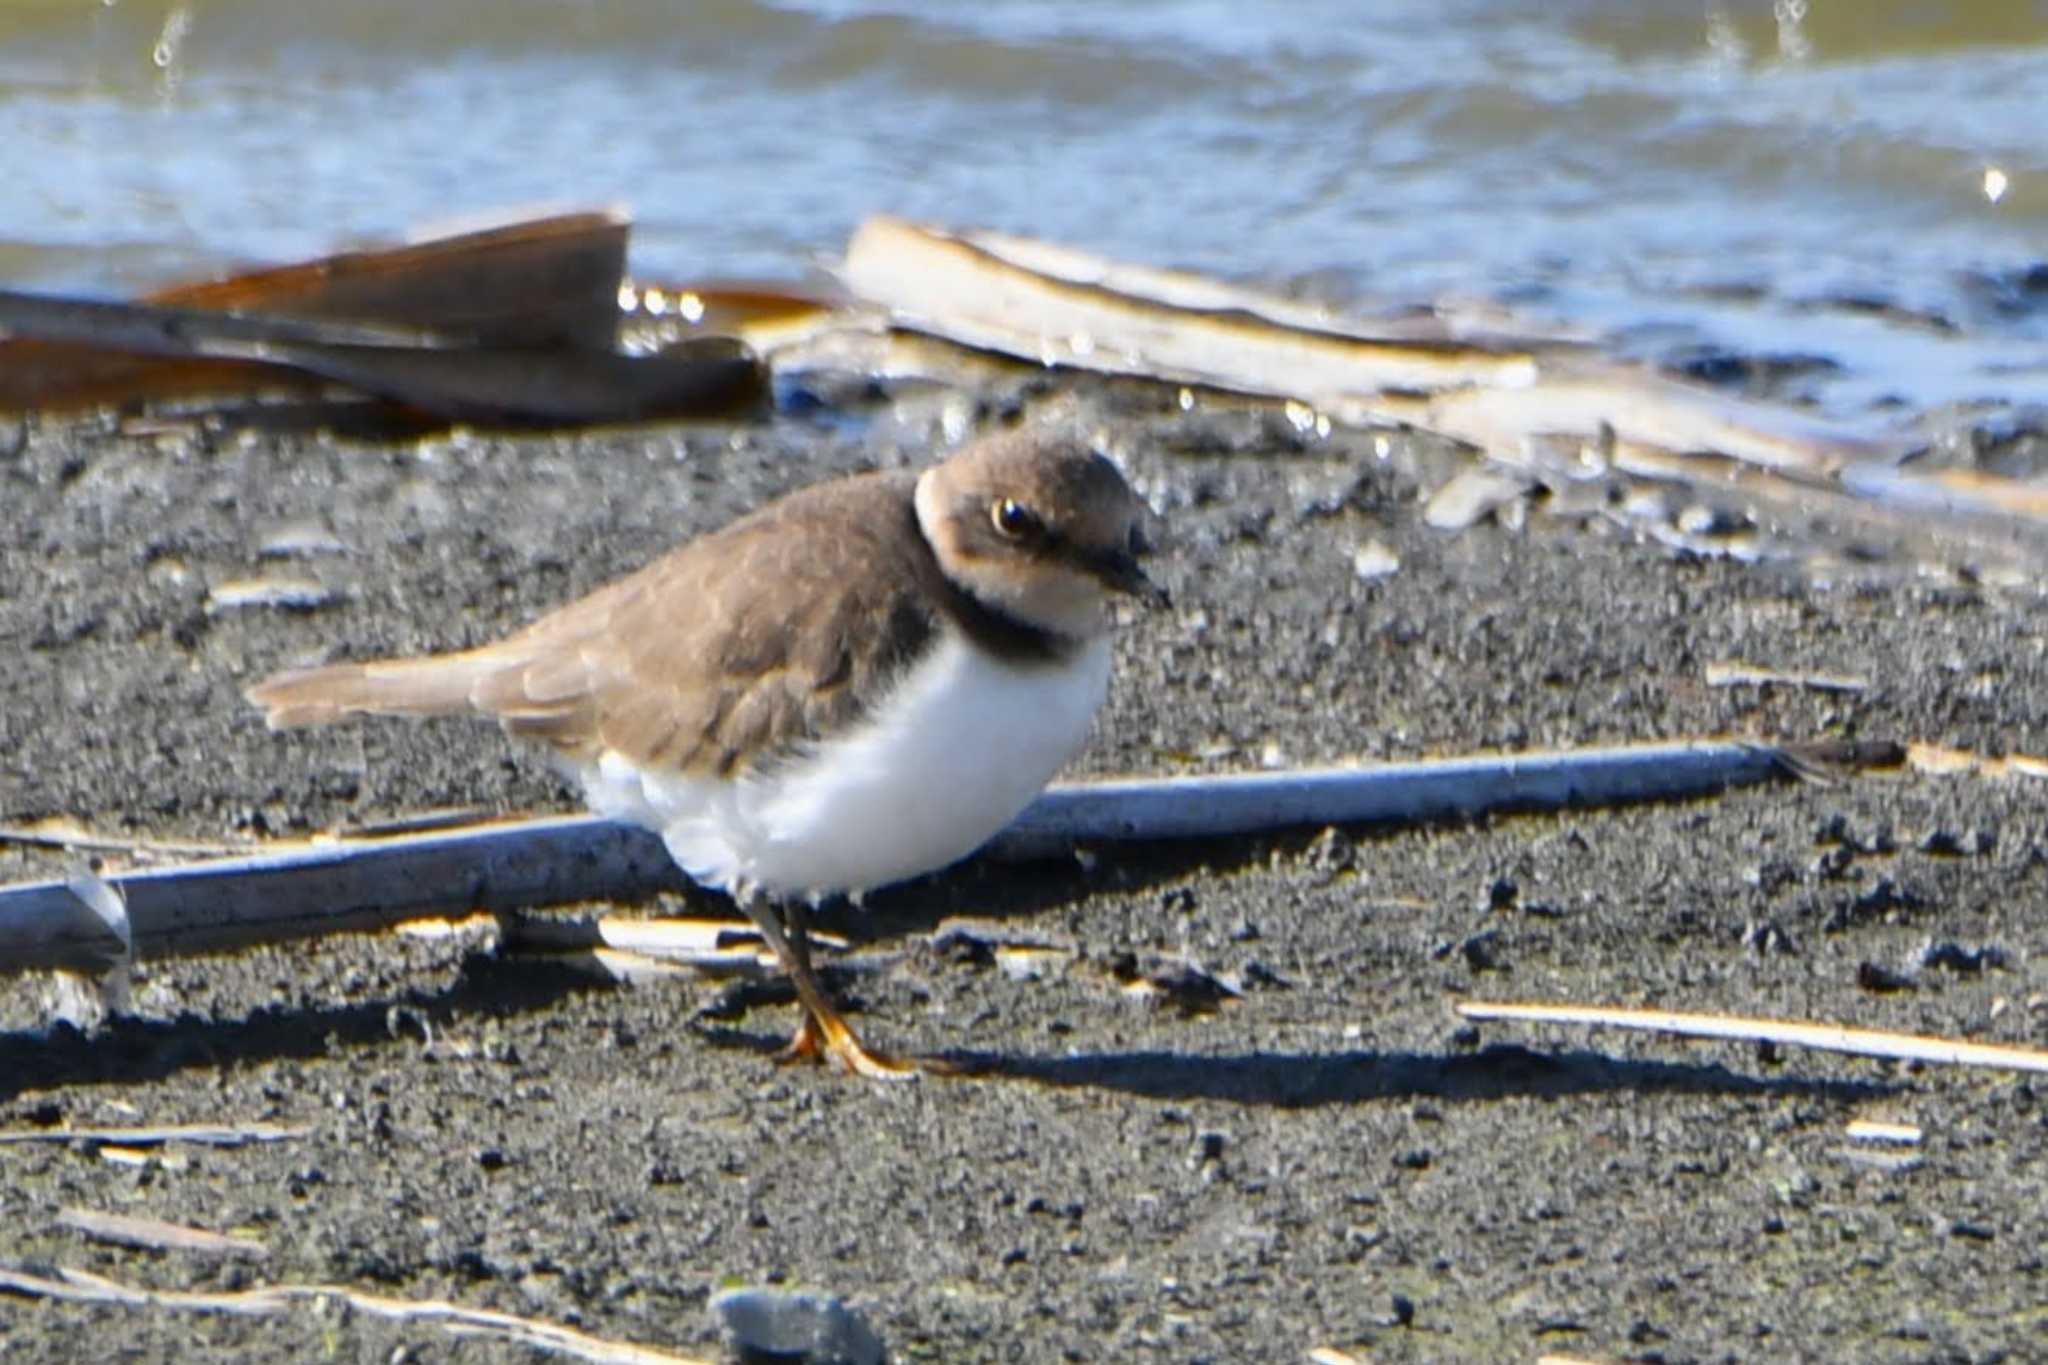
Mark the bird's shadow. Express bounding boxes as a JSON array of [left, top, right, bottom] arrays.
[[824, 811, 1629, 950], [0, 840, 1158, 1106], [819, 826, 1373, 946], [933, 1041, 1893, 1105], [685, 1019, 1894, 1106], [4, 950, 1893, 1110], [0, 952, 595, 1106]]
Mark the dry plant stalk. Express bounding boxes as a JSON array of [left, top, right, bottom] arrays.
[[0, 1264, 711, 1365], [0, 1122, 309, 1149], [1458, 1001, 2048, 1074], [56, 1207, 269, 1260]]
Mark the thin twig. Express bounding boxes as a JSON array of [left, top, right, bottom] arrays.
[[1458, 1000, 2048, 1074], [0, 822, 254, 860], [1906, 742, 2048, 779], [0, 1264, 711, 1365], [1703, 661, 1868, 692], [0, 1122, 309, 1148], [56, 1207, 269, 1259], [1844, 1119, 1922, 1145]]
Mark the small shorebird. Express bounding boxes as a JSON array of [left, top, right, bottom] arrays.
[[247, 421, 1162, 1078]]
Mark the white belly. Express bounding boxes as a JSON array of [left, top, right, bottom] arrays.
[[577, 632, 1112, 902]]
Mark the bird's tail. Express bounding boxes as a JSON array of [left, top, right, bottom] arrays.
[[246, 651, 506, 730]]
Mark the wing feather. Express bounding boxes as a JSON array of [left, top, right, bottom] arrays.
[[248, 467, 946, 779], [499, 469, 941, 776]]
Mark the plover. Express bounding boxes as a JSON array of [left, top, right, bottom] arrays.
[[247, 421, 1162, 1078]]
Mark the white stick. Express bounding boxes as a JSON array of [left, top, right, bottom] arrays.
[[56, 1207, 270, 1259], [0, 741, 1788, 975], [0, 1264, 710, 1365], [0, 1122, 308, 1148], [1458, 1000, 2048, 1074]]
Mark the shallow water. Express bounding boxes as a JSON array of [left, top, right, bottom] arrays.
[[2, 0, 2045, 416]]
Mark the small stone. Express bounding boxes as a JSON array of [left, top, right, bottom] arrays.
[[709, 1286, 884, 1365], [994, 945, 1070, 982], [1351, 539, 1401, 580], [1302, 826, 1355, 877], [1856, 961, 1917, 994], [1917, 828, 1965, 856], [1920, 940, 2007, 974], [1742, 920, 1799, 956], [1239, 959, 1291, 990], [1433, 929, 1504, 972]]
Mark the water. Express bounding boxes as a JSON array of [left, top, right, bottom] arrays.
[[2, 0, 2046, 417]]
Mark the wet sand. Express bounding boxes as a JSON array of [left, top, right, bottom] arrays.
[[3, 384, 2045, 1361]]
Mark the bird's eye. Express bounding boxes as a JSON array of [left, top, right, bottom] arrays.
[[990, 498, 1040, 540]]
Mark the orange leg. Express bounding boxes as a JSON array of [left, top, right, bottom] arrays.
[[739, 893, 917, 1081]]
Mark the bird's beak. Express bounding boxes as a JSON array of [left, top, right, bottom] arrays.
[[1093, 548, 1170, 609]]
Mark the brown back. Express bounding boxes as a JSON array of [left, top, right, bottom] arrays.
[[468, 469, 953, 776]]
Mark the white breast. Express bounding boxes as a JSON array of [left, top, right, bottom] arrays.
[[577, 632, 1112, 902]]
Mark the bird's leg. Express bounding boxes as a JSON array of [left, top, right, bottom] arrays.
[[774, 899, 829, 1059], [736, 892, 916, 1081]]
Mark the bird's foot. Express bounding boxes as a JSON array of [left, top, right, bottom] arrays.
[[775, 1012, 944, 1081]]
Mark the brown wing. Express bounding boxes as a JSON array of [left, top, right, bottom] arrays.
[[464, 468, 944, 777]]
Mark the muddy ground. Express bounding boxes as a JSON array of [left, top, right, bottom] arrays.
[[2, 376, 2046, 1363]]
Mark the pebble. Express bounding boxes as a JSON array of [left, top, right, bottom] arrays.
[[1919, 940, 2007, 974], [1302, 826, 1355, 876], [1855, 961, 1917, 994], [994, 945, 1070, 981], [709, 1286, 884, 1365], [1351, 538, 1401, 579]]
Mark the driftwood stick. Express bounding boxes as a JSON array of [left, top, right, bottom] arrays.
[[992, 740, 1794, 857], [0, 816, 683, 974], [0, 741, 1803, 976], [842, 215, 1543, 394], [841, 217, 1913, 482]]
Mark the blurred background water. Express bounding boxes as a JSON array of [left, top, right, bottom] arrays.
[[1, 0, 2044, 416]]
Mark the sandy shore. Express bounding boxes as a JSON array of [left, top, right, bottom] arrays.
[[3, 381, 2044, 1361]]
